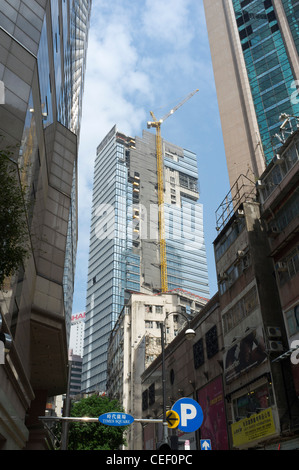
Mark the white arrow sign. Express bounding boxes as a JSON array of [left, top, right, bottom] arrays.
[[201, 439, 211, 450]]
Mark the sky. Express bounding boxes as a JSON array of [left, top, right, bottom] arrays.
[[72, 0, 231, 314]]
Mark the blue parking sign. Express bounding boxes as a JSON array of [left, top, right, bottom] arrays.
[[172, 398, 203, 433]]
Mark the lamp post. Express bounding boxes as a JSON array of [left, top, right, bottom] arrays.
[[160, 312, 196, 445]]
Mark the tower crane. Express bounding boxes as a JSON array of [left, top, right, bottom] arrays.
[[147, 89, 199, 293]]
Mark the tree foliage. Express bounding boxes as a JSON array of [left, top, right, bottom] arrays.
[[66, 395, 128, 450], [0, 143, 30, 288]]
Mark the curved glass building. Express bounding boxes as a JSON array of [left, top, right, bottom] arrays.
[[0, 0, 91, 449]]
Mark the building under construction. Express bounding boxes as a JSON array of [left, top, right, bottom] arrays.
[[81, 125, 210, 393]]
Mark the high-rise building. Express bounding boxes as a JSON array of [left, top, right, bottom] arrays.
[[70, 311, 86, 357], [0, 0, 91, 449], [203, 0, 299, 188], [81, 126, 210, 393]]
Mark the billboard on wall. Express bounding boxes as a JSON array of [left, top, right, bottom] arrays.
[[224, 327, 267, 384], [71, 312, 86, 324], [197, 376, 229, 450]]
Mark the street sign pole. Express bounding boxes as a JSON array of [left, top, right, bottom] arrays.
[[39, 416, 164, 424], [160, 322, 168, 444]]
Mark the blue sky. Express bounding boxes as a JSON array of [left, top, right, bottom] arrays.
[[72, 0, 230, 313]]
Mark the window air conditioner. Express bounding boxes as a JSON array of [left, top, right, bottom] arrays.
[[268, 340, 283, 352], [266, 326, 282, 338], [267, 226, 280, 237], [276, 262, 288, 272], [273, 154, 283, 165], [256, 180, 266, 189]]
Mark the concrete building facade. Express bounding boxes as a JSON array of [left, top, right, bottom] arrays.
[[0, 0, 91, 449], [258, 126, 299, 398], [214, 173, 299, 449], [81, 126, 209, 393], [106, 290, 207, 450], [140, 294, 226, 451]]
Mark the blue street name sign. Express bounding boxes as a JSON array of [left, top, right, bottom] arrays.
[[99, 412, 134, 427], [172, 398, 204, 433]]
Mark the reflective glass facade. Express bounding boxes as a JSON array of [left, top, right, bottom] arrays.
[[232, 0, 299, 163], [164, 150, 210, 297], [0, 0, 91, 445], [82, 127, 140, 392]]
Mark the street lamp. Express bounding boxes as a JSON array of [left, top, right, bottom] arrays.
[[160, 311, 196, 445]]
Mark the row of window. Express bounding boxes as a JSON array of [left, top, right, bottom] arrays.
[[260, 140, 299, 202], [219, 252, 251, 296], [222, 286, 258, 335], [215, 218, 245, 261], [269, 188, 299, 234]]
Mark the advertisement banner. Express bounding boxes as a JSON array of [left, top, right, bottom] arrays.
[[224, 327, 267, 384], [231, 407, 276, 447], [197, 376, 229, 450]]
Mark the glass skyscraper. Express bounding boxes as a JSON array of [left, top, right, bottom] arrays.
[[0, 0, 91, 449], [81, 127, 209, 393], [232, 0, 299, 163], [203, 0, 299, 187]]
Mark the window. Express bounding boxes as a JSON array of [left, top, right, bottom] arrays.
[[285, 303, 299, 336], [155, 306, 163, 313], [232, 382, 274, 420], [206, 325, 219, 359], [193, 338, 204, 369], [149, 383, 155, 406], [277, 246, 299, 286]]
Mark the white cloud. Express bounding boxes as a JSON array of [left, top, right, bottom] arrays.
[[142, 0, 194, 48]]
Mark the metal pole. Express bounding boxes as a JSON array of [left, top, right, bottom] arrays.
[[160, 322, 168, 444], [61, 362, 72, 450], [39, 416, 163, 424]]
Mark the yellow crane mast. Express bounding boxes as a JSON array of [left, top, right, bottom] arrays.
[[147, 89, 199, 293]]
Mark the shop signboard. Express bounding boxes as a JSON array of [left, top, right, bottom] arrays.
[[231, 407, 276, 448]]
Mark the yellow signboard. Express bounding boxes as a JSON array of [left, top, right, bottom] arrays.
[[231, 408, 276, 448]]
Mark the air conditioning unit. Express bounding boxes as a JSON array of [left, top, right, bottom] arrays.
[[256, 180, 266, 189], [242, 257, 250, 270], [269, 340, 283, 352], [267, 326, 282, 338], [273, 154, 283, 165], [267, 226, 280, 238], [218, 272, 228, 282], [276, 262, 288, 272]]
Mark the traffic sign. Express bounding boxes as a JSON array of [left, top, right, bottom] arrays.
[[200, 439, 211, 450], [166, 410, 180, 428], [172, 398, 203, 433], [99, 412, 134, 427]]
